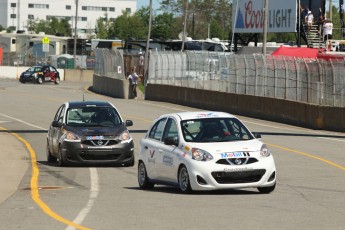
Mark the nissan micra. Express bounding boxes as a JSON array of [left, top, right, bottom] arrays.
[[138, 111, 276, 193], [47, 101, 134, 166]]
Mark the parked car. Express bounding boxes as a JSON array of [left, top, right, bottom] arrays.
[[138, 111, 276, 193], [46, 101, 134, 166], [19, 65, 60, 84]]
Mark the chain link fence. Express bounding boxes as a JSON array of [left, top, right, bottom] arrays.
[[94, 49, 345, 107]]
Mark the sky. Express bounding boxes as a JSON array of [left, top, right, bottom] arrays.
[[137, 0, 161, 10]]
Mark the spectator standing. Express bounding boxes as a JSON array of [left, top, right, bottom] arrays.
[[306, 11, 314, 33], [128, 67, 139, 99], [323, 19, 333, 51]]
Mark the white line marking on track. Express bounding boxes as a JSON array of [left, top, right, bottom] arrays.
[[317, 137, 345, 142], [0, 112, 98, 228], [0, 113, 46, 130], [66, 168, 99, 230]]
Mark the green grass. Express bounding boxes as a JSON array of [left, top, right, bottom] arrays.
[[138, 82, 145, 94]]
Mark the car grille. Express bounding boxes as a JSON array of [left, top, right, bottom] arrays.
[[80, 153, 121, 161], [82, 139, 119, 146], [211, 169, 266, 184], [216, 158, 258, 165]]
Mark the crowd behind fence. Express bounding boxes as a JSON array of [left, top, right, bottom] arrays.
[[95, 49, 345, 107]]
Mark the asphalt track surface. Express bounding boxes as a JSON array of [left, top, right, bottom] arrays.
[[0, 78, 344, 230]]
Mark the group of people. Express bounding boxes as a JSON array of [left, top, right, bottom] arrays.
[[301, 6, 333, 50]]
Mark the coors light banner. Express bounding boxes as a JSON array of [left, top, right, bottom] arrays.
[[232, 0, 297, 33]]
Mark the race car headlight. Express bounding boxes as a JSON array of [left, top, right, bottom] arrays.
[[64, 131, 80, 141], [260, 144, 271, 157], [119, 130, 130, 142], [191, 148, 213, 161]]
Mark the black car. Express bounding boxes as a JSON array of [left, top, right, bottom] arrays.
[[46, 101, 134, 166], [19, 65, 60, 84]]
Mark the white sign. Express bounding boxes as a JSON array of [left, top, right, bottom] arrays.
[[232, 0, 297, 33], [42, 43, 49, 52], [117, 66, 122, 74]]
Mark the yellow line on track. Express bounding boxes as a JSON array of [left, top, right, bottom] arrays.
[[0, 127, 91, 230], [268, 143, 345, 171]]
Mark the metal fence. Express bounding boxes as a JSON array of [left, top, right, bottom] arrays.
[[94, 49, 125, 79], [148, 51, 345, 107], [95, 49, 345, 107]]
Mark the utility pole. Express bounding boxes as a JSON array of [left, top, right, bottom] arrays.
[[74, 0, 79, 69], [262, 0, 268, 55], [181, 0, 189, 51], [330, 0, 333, 19], [144, 0, 152, 89]]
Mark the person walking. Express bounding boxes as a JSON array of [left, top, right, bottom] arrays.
[[128, 67, 139, 99], [323, 19, 333, 51], [306, 11, 314, 33]]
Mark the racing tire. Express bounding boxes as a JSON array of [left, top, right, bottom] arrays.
[[257, 182, 276, 194], [54, 77, 60, 85], [46, 141, 57, 163], [57, 146, 66, 167], [37, 77, 43, 84], [178, 165, 193, 194], [138, 161, 154, 189]]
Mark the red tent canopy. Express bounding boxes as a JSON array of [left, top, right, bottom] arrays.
[[271, 46, 319, 58]]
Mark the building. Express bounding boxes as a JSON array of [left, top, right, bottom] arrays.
[[0, 0, 137, 37]]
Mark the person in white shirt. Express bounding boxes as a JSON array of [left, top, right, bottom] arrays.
[[128, 67, 139, 98], [323, 19, 333, 50], [306, 11, 314, 33]]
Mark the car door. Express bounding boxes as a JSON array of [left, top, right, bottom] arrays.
[[51, 104, 66, 154], [141, 118, 167, 180], [156, 118, 181, 183]]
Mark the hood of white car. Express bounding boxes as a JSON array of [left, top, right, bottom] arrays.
[[187, 139, 263, 155]]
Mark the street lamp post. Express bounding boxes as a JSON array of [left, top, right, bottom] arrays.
[[74, 0, 79, 69]]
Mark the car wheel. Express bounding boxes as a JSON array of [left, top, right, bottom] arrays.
[[57, 146, 66, 167], [46, 141, 57, 163], [37, 77, 43, 84], [138, 161, 154, 189], [178, 165, 192, 194], [257, 183, 276, 194], [54, 77, 60, 85]]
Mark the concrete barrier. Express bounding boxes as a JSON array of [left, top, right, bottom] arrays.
[[64, 69, 93, 82], [92, 74, 132, 99], [145, 84, 345, 132]]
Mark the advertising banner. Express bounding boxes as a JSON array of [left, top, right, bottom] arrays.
[[232, 0, 297, 33]]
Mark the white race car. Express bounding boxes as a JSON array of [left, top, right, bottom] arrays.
[[138, 111, 276, 193]]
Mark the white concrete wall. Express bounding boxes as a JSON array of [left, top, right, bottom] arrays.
[[0, 66, 65, 81]]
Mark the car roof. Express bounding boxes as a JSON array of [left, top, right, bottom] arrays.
[[162, 111, 237, 121], [67, 101, 113, 108]]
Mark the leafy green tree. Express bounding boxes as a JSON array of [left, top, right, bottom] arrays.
[[152, 13, 176, 39], [29, 17, 71, 36], [96, 14, 112, 39], [110, 10, 146, 40], [0, 24, 4, 31]]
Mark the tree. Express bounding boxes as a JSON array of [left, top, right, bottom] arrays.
[[110, 10, 146, 40], [28, 17, 71, 36], [96, 13, 112, 39], [152, 13, 176, 39]]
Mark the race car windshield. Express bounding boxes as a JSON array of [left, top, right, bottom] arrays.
[[181, 118, 254, 143], [66, 107, 122, 127]]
